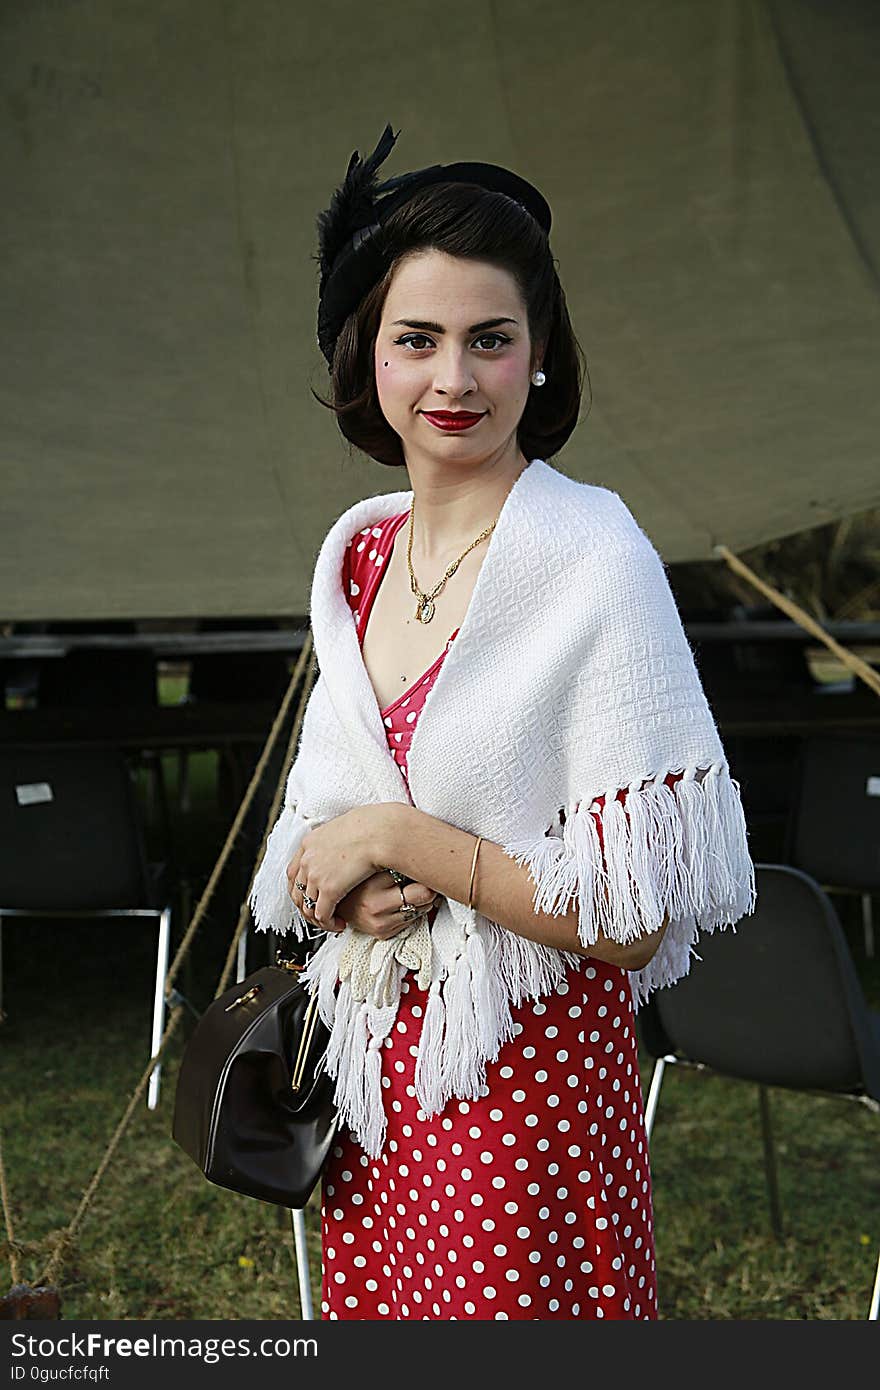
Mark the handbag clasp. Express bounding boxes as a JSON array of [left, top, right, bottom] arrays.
[[224, 984, 263, 1012]]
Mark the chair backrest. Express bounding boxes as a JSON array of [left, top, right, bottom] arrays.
[[0, 746, 154, 911], [639, 864, 880, 1101], [786, 734, 880, 890]]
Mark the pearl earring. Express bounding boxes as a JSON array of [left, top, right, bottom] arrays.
[[531, 369, 546, 387]]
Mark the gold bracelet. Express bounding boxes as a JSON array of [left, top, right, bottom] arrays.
[[467, 835, 483, 910]]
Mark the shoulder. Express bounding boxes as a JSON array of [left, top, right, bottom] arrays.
[[346, 509, 409, 550], [343, 510, 408, 588], [319, 485, 412, 557], [311, 484, 412, 597], [531, 461, 660, 563]]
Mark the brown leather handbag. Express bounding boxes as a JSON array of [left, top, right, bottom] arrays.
[[172, 951, 340, 1209]]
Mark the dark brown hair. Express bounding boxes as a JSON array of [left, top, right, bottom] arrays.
[[312, 182, 589, 467]]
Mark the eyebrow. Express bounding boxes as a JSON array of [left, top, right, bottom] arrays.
[[391, 317, 519, 334]]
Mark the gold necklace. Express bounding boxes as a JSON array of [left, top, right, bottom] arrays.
[[406, 501, 498, 624]]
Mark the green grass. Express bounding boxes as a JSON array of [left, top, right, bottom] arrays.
[[0, 751, 877, 1320]]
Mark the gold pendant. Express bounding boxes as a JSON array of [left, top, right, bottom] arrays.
[[417, 597, 435, 623]]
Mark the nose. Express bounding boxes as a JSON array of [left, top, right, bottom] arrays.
[[432, 346, 477, 400]]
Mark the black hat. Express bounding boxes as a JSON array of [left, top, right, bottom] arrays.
[[315, 123, 552, 368]]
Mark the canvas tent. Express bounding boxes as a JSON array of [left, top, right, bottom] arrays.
[[2, 0, 878, 622]]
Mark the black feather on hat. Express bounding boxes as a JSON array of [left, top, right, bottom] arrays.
[[315, 122, 400, 301], [315, 123, 553, 369]]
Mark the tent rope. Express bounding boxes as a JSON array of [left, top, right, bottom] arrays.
[[714, 543, 880, 698], [30, 632, 317, 1293], [212, 643, 318, 1002]]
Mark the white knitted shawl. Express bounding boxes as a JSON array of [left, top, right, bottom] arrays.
[[249, 458, 756, 1157]]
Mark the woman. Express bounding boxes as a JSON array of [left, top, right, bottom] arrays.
[[249, 125, 755, 1321]]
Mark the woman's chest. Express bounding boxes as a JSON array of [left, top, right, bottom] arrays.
[[359, 535, 480, 714]]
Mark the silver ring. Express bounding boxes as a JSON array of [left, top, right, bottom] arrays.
[[294, 879, 307, 892], [303, 894, 317, 910]]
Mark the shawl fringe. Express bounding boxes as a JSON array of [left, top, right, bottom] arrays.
[[247, 802, 313, 940], [290, 911, 582, 1159], [501, 759, 757, 1009], [246, 763, 755, 1157]]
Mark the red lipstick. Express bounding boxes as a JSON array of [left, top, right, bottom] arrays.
[[422, 410, 486, 432]]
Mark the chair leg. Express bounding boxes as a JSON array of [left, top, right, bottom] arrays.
[[236, 921, 248, 985], [289, 1207, 315, 1320], [0, 916, 4, 1024], [147, 907, 172, 1111], [643, 1056, 669, 1144], [758, 1085, 784, 1240], [869, 1240, 880, 1320], [862, 892, 875, 960]]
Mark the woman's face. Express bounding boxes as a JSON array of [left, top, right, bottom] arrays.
[[374, 249, 537, 468]]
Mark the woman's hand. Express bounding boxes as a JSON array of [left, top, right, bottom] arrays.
[[331, 870, 438, 939], [285, 804, 404, 931]]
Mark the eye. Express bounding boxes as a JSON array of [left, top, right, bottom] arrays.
[[473, 333, 512, 351], [394, 333, 434, 351]]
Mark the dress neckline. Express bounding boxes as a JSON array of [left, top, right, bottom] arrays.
[[352, 511, 460, 718]]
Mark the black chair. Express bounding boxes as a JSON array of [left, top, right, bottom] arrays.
[[0, 745, 173, 1108], [784, 734, 880, 958], [35, 624, 175, 874], [639, 863, 880, 1319]]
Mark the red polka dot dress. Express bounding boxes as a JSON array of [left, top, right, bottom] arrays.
[[319, 511, 663, 1321]]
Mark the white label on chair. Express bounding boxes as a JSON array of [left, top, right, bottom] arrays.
[[15, 781, 53, 806], [867, 776, 880, 798]]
